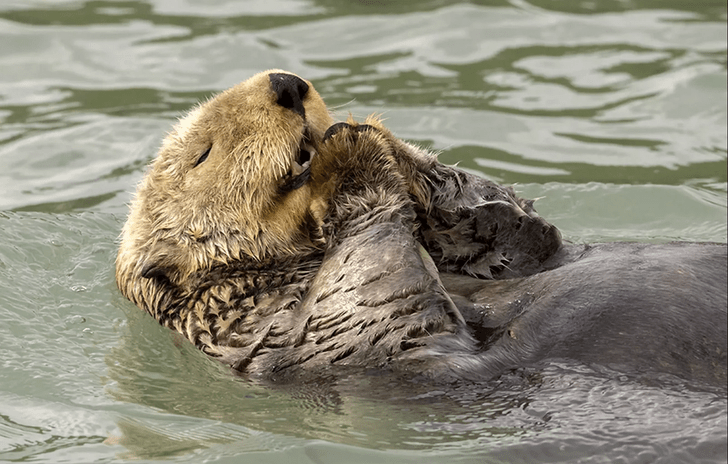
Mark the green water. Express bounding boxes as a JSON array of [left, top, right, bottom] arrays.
[[0, 1, 725, 463]]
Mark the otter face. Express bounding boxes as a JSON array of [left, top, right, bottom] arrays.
[[117, 70, 334, 298]]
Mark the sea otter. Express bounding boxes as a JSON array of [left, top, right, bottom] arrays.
[[116, 70, 727, 387]]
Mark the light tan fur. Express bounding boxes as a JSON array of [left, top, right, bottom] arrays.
[[116, 70, 334, 320]]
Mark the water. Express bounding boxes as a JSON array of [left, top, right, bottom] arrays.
[[0, 1, 725, 462]]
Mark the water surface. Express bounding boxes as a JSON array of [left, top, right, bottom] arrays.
[[0, 1, 726, 462]]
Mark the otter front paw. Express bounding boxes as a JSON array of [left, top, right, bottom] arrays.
[[316, 121, 406, 193], [312, 121, 416, 234]]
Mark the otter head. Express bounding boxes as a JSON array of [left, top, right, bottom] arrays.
[[116, 70, 334, 311]]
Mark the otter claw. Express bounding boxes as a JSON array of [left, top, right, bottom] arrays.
[[355, 124, 375, 133], [323, 122, 351, 142], [323, 122, 378, 143]]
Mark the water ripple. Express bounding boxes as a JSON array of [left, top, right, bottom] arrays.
[[0, 1, 725, 462]]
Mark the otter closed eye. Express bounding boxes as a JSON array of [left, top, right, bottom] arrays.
[[193, 146, 211, 168]]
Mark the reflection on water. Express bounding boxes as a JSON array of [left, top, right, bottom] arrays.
[[0, 0, 725, 462]]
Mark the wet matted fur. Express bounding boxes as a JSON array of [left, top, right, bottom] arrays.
[[116, 70, 727, 387]]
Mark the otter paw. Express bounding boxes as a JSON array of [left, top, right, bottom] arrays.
[[322, 122, 377, 143], [316, 121, 412, 213], [319, 121, 395, 174]]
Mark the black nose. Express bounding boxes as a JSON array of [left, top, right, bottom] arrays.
[[269, 73, 309, 118]]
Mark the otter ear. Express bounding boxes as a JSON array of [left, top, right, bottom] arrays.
[[139, 242, 179, 280]]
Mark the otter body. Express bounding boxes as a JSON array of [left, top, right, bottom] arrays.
[[116, 70, 727, 388], [445, 241, 727, 385]]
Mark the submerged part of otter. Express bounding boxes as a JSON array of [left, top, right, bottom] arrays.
[[116, 70, 727, 387]]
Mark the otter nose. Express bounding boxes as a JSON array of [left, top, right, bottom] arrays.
[[269, 73, 309, 118]]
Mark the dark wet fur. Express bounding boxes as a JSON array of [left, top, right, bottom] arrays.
[[313, 123, 727, 387], [136, 122, 726, 388]]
